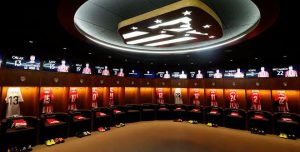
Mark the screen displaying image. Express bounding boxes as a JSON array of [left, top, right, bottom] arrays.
[[207, 69, 223, 78], [156, 71, 171, 79], [128, 69, 140, 78], [172, 70, 187, 79], [112, 68, 125, 77], [190, 70, 204, 79], [73, 62, 92, 74], [272, 65, 298, 77], [246, 66, 270, 78], [95, 65, 110, 76], [224, 68, 245, 78], [6, 55, 40, 70], [144, 70, 155, 78], [0, 52, 3, 68], [43, 59, 69, 72]]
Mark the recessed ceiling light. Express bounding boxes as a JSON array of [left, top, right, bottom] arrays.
[[178, 64, 180, 66], [137, 60, 140, 63], [254, 57, 258, 60], [108, 56, 112, 59], [164, 64, 167, 66], [182, 10, 192, 16], [283, 55, 287, 58], [203, 24, 211, 28], [190, 62, 194, 65], [29, 40, 34, 44], [230, 59, 233, 62], [63, 47, 67, 50], [131, 26, 138, 30], [154, 19, 162, 24], [150, 62, 154, 65], [124, 59, 128, 62], [88, 52, 92, 55], [209, 61, 213, 64]]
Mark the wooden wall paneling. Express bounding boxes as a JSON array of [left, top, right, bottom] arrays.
[[246, 78, 271, 90], [68, 74, 92, 87], [171, 79, 188, 88], [0, 69, 41, 86], [102, 87, 110, 107], [109, 87, 125, 105], [125, 87, 139, 104], [270, 78, 300, 90], [40, 72, 70, 86], [68, 87, 89, 110], [155, 79, 171, 88], [139, 87, 155, 104], [204, 79, 223, 88], [204, 88, 224, 108], [223, 78, 245, 89], [140, 79, 155, 87], [188, 79, 204, 88], [124, 78, 140, 87], [109, 76, 124, 87]]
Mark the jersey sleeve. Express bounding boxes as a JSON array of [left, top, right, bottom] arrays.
[[17, 88, 24, 102]]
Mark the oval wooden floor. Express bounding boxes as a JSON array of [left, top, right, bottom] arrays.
[[33, 121, 300, 152]]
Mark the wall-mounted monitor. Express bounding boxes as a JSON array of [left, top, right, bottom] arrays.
[[95, 65, 110, 76], [190, 70, 204, 79], [246, 66, 270, 78], [6, 55, 40, 71], [172, 70, 187, 79], [143, 70, 155, 78], [128, 69, 140, 78], [207, 69, 223, 78], [224, 68, 245, 78], [112, 68, 125, 77], [272, 65, 298, 77], [43, 59, 69, 72], [72, 62, 92, 74]]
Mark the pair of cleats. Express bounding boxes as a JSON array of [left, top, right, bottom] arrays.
[[174, 118, 183, 122], [76, 131, 91, 138], [10, 145, 32, 152], [83, 131, 91, 136], [279, 133, 297, 140], [250, 128, 265, 135], [115, 123, 125, 128], [188, 120, 198, 124], [98, 127, 110, 132], [46, 138, 64, 146], [207, 122, 218, 127]]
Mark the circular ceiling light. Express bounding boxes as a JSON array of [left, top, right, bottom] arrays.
[[74, 0, 260, 54]]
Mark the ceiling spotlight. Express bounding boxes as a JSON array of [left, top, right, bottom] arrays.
[[137, 60, 140, 63], [88, 52, 92, 55], [182, 10, 192, 16], [154, 19, 162, 24], [190, 62, 194, 65], [124, 59, 128, 62], [28, 40, 34, 44], [164, 64, 167, 66], [178, 64, 180, 66], [203, 24, 211, 28], [209, 61, 213, 64], [230, 59, 233, 62], [209, 35, 216, 39], [150, 62, 154, 65], [108, 56, 112, 59], [63, 47, 67, 50], [131, 26, 138, 30], [283, 55, 287, 58], [254, 57, 258, 60]]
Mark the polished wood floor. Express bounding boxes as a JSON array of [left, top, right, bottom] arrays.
[[33, 121, 300, 152]]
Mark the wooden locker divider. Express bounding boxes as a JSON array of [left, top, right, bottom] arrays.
[[139, 87, 155, 104], [125, 87, 139, 104]]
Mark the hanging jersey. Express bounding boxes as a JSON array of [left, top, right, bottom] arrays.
[[156, 88, 164, 104], [251, 92, 261, 111], [5, 87, 24, 118], [229, 90, 239, 109], [40, 88, 54, 114], [82, 67, 91, 74], [69, 88, 78, 111], [92, 88, 99, 108], [275, 92, 289, 112], [109, 88, 114, 106], [193, 89, 200, 106], [258, 71, 269, 78], [174, 88, 183, 104], [285, 70, 298, 77], [210, 90, 218, 107]]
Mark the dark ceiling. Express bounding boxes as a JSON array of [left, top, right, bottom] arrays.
[[0, 0, 298, 71]]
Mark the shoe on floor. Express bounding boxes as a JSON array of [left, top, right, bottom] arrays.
[[120, 123, 125, 127], [98, 127, 106, 132]]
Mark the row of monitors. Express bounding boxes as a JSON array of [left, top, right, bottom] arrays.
[[0, 54, 298, 79]]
